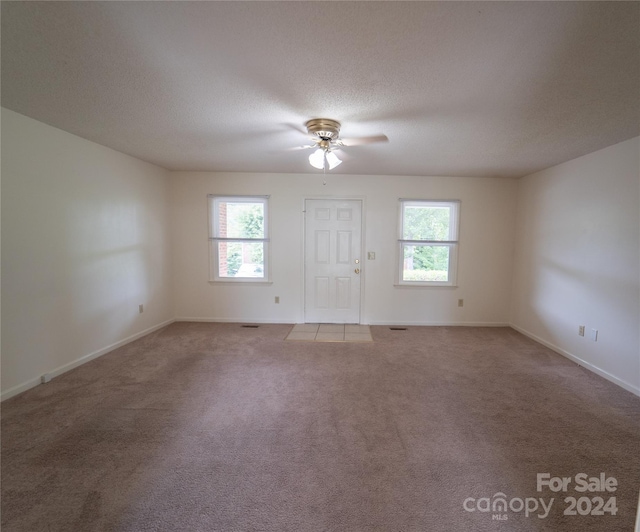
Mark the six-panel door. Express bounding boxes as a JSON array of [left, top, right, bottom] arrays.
[[304, 199, 362, 323]]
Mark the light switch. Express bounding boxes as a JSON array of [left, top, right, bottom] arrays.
[[367, 252, 376, 260]]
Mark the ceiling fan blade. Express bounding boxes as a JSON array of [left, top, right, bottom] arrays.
[[284, 123, 321, 141], [338, 135, 389, 147], [285, 144, 316, 151], [283, 122, 309, 136]]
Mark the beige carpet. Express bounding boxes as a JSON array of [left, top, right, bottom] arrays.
[[2, 323, 639, 531]]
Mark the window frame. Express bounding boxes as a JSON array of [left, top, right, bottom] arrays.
[[397, 199, 460, 287], [208, 195, 270, 283]]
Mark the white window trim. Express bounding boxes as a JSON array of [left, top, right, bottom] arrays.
[[397, 199, 460, 287], [208, 195, 271, 283]]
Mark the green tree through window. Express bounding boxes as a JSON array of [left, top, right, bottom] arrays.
[[399, 200, 459, 285]]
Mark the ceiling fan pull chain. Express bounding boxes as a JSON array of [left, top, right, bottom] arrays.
[[323, 156, 327, 185]]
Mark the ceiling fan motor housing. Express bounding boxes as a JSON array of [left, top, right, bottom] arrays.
[[305, 118, 341, 141]]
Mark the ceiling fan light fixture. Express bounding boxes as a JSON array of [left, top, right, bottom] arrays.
[[309, 148, 325, 170], [299, 118, 384, 171], [326, 150, 342, 170]]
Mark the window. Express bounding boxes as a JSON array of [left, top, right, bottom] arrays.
[[398, 200, 460, 286], [209, 195, 269, 282]]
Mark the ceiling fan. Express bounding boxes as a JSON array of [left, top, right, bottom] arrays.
[[293, 119, 388, 170]]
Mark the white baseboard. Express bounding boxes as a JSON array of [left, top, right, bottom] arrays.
[[510, 324, 640, 398], [1, 376, 43, 403], [367, 320, 510, 327], [1, 318, 176, 402]]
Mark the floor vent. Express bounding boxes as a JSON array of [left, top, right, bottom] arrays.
[[241, 324, 260, 328], [389, 327, 407, 331]]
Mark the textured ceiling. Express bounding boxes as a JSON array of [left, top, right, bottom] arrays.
[[2, 1, 639, 178]]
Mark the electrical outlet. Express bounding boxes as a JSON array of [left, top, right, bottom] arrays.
[[578, 325, 585, 337], [275, 296, 280, 304], [139, 304, 144, 314], [458, 299, 464, 307]]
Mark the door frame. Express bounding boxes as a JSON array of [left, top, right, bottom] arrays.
[[301, 196, 366, 324]]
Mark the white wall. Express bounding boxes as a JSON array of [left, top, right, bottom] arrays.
[[511, 137, 640, 395], [171, 172, 517, 326], [1, 109, 174, 398]]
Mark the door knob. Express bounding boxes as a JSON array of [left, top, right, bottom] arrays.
[[354, 268, 360, 274]]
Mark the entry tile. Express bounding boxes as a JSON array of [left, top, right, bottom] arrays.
[[318, 324, 344, 333], [286, 332, 318, 341], [315, 332, 345, 342], [345, 324, 370, 333], [285, 324, 372, 343], [291, 324, 319, 333]]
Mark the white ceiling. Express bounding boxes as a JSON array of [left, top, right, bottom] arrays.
[[2, 1, 639, 178]]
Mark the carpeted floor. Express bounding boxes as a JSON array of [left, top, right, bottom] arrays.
[[2, 323, 639, 531]]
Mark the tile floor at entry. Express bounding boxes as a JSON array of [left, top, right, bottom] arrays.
[[286, 324, 373, 342]]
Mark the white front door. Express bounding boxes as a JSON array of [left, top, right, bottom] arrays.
[[304, 199, 362, 324]]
